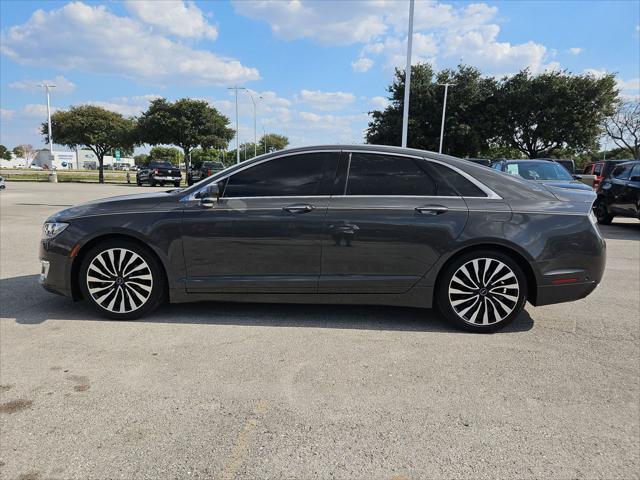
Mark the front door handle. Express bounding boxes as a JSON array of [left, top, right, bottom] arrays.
[[283, 204, 315, 214], [415, 205, 448, 215]]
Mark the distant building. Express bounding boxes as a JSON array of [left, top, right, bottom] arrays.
[[32, 149, 76, 169]]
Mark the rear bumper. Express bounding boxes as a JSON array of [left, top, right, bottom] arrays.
[[534, 281, 600, 306]]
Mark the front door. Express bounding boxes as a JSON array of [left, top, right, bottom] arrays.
[[319, 152, 470, 293], [182, 151, 339, 293]]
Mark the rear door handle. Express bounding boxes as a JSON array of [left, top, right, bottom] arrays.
[[283, 204, 315, 214], [415, 205, 448, 215]]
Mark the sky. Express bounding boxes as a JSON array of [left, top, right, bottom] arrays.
[[1, 0, 639, 153]]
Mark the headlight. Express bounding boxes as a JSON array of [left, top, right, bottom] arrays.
[[42, 222, 69, 239]]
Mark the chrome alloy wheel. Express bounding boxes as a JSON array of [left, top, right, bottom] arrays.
[[85, 248, 153, 313], [448, 258, 520, 325]]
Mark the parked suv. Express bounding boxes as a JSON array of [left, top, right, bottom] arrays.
[[187, 161, 225, 186], [593, 160, 640, 224], [582, 160, 628, 190], [136, 162, 182, 187]]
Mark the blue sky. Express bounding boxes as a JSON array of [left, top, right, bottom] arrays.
[[1, 0, 639, 153]]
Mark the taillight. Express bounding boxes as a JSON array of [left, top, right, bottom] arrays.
[[207, 169, 212, 176], [153, 168, 159, 174]]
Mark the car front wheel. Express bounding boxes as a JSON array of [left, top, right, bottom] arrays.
[[437, 251, 527, 332], [79, 240, 165, 320]]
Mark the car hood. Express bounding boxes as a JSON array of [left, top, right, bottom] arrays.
[[48, 191, 177, 222]]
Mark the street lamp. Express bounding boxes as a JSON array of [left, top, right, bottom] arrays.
[[228, 86, 241, 164], [240, 89, 262, 158], [437, 83, 455, 154], [401, 0, 415, 148], [39, 83, 56, 155]]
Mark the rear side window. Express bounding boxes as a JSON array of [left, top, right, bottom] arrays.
[[223, 153, 330, 197], [430, 163, 487, 197], [612, 164, 633, 180], [345, 153, 440, 196]]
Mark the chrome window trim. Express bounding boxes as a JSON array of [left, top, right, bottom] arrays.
[[182, 147, 502, 201]]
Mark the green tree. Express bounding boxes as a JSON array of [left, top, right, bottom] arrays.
[[0, 145, 11, 160], [133, 153, 149, 166], [492, 69, 618, 158], [149, 146, 183, 165], [43, 106, 136, 183], [137, 98, 234, 173], [259, 134, 289, 154], [366, 64, 498, 157]]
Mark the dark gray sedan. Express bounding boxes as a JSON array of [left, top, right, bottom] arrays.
[[39, 145, 605, 332]]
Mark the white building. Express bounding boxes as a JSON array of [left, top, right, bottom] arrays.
[[32, 149, 77, 169]]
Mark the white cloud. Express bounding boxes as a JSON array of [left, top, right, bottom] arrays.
[[617, 77, 640, 100], [87, 95, 161, 116], [351, 57, 374, 73], [584, 68, 608, 79], [232, 0, 388, 46], [0, 109, 14, 120], [370, 96, 389, 110], [1, 2, 259, 87], [125, 0, 217, 40], [9, 75, 76, 95], [296, 89, 355, 111], [567, 47, 582, 55], [22, 104, 58, 117], [235, 0, 555, 75]]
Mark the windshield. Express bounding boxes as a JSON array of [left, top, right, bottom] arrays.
[[504, 162, 574, 181]]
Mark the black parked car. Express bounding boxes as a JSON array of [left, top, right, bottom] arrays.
[[187, 161, 225, 186], [136, 161, 182, 187], [39, 145, 605, 332], [594, 160, 640, 224], [491, 159, 592, 191]]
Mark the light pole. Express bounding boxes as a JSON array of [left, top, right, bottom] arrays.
[[228, 86, 241, 164], [401, 0, 415, 148], [39, 83, 56, 154], [263, 126, 267, 154], [241, 89, 261, 158], [437, 83, 454, 154]]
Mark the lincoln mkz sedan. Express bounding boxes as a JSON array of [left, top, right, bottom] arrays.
[[40, 145, 605, 332]]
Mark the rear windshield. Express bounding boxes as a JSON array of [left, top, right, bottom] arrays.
[[504, 162, 574, 181], [150, 162, 174, 169]]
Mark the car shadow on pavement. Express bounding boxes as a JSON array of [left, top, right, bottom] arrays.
[[598, 221, 640, 241], [0, 274, 534, 334]]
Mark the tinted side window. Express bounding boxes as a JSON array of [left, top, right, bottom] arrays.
[[223, 153, 328, 197], [612, 164, 633, 180], [593, 164, 603, 176], [430, 163, 487, 197], [346, 153, 438, 196], [630, 163, 640, 180]]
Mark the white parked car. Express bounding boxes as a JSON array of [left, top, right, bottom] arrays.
[[0, 176, 5, 189], [29, 164, 44, 170]]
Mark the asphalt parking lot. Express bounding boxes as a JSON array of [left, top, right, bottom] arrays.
[[1, 182, 639, 479]]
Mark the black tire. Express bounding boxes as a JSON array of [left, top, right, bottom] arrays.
[[436, 250, 527, 333], [150, 180, 156, 187], [78, 239, 166, 320], [136, 177, 142, 186], [594, 199, 613, 225], [160, 181, 165, 187], [187, 178, 193, 186], [174, 181, 181, 188]]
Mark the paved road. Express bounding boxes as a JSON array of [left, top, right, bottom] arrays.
[[1, 182, 639, 480]]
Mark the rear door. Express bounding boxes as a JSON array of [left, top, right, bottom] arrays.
[[319, 152, 469, 293]]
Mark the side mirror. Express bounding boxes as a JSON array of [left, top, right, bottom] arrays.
[[200, 183, 220, 208]]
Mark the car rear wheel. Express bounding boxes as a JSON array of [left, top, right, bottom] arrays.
[[173, 181, 180, 188], [79, 240, 165, 320], [436, 251, 527, 332], [594, 199, 613, 225]]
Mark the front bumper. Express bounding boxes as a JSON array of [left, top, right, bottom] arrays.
[[39, 238, 74, 298]]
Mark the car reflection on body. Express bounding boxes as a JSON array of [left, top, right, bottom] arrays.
[[39, 145, 605, 332]]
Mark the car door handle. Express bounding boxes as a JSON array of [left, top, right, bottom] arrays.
[[283, 204, 315, 214], [415, 205, 448, 215]]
